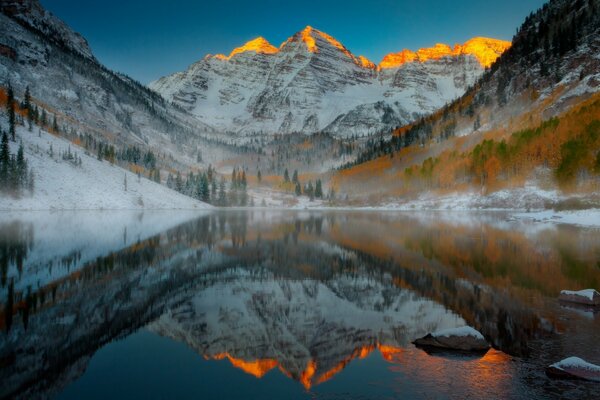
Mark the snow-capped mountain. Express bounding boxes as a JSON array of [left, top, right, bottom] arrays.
[[150, 26, 510, 138]]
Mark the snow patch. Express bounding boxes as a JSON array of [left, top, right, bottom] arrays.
[[551, 357, 600, 373], [431, 326, 485, 340], [560, 289, 599, 301]]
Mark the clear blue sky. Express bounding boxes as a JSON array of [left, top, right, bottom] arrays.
[[41, 0, 547, 83]]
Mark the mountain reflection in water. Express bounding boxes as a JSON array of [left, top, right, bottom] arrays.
[[1, 210, 599, 399]]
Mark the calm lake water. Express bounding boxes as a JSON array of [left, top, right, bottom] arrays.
[[1, 210, 599, 399]]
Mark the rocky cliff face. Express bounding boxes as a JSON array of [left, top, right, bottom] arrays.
[[150, 27, 510, 139]]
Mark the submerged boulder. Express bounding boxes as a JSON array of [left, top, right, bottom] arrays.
[[412, 326, 490, 353], [559, 289, 600, 306], [546, 357, 600, 382]]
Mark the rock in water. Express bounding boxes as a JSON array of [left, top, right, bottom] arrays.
[[559, 289, 600, 306], [412, 326, 490, 353], [546, 357, 600, 382]]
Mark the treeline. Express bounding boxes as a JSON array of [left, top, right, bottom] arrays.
[[167, 165, 249, 206], [282, 168, 329, 201]]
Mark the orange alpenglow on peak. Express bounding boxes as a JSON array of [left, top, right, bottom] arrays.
[[213, 36, 279, 60], [379, 37, 511, 69], [358, 55, 376, 69]]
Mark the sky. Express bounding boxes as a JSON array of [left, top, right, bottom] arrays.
[[41, 0, 547, 84]]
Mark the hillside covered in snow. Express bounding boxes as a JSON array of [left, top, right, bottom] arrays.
[[0, 121, 209, 210]]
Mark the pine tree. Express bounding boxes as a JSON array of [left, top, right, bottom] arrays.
[[295, 181, 302, 196], [0, 131, 9, 187], [307, 181, 314, 201], [199, 173, 210, 202], [40, 109, 47, 127], [241, 170, 247, 188], [211, 178, 217, 199], [24, 86, 32, 130], [315, 179, 323, 198], [175, 171, 183, 192], [52, 115, 59, 134], [218, 177, 227, 206], [257, 170, 262, 183], [16, 142, 26, 187], [292, 170, 298, 183], [284, 168, 290, 182]]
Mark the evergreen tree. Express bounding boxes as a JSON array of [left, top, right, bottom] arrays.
[[52, 115, 59, 134], [295, 181, 302, 196], [257, 170, 262, 183], [218, 177, 227, 206], [175, 171, 183, 192], [16, 142, 26, 187], [307, 181, 314, 201], [292, 170, 298, 184], [24, 86, 32, 130], [198, 173, 210, 202], [0, 132, 9, 186], [284, 168, 290, 182], [241, 170, 247, 188], [40, 109, 47, 127], [315, 179, 323, 198], [211, 178, 217, 199]]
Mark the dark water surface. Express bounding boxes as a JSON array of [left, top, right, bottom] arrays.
[[1, 210, 599, 399]]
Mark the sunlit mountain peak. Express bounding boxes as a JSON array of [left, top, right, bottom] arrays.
[[213, 36, 279, 60], [379, 37, 511, 69]]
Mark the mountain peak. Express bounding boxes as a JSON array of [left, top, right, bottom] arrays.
[[285, 25, 358, 63], [213, 36, 278, 60], [379, 37, 511, 69]]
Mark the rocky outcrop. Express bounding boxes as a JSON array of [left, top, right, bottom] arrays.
[[546, 357, 600, 382], [559, 289, 600, 306], [412, 326, 490, 353]]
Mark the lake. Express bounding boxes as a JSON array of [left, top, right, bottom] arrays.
[[1, 210, 599, 399]]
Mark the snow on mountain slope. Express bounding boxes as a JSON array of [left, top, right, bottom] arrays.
[[0, 123, 211, 210], [150, 26, 510, 139]]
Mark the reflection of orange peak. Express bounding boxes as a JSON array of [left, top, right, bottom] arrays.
[[210, 343, 403, 389], [379, 37, 511, 69], [212, 353, 278, 378]]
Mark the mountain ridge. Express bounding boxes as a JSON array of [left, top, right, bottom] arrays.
[[204, 26, 510, 70], [150, 26, 510, 138]]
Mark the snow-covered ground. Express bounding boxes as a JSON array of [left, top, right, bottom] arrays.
[[0, 123, 211, 210], [511, 209, 600, 228]]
